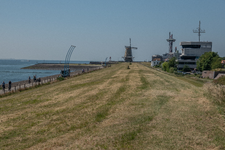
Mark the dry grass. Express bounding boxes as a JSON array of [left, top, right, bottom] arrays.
[[204, 83, 225, 118], [0, 63, 225, 149]]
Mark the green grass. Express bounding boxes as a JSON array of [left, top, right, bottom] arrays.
[[95, 85, 127, 122], [57, 76, 65, 81], [1, 62, 225, 149], [139, 70, 151, 89]]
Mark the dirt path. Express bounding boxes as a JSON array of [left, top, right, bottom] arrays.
[[0, 63, 224, 149]]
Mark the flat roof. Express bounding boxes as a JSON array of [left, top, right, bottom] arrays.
[[180, 41, 212, 45]]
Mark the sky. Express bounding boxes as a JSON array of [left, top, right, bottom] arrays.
[[0, 0, 225, 61]]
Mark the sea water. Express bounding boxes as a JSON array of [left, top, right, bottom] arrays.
[[0, 59, 89, 83]]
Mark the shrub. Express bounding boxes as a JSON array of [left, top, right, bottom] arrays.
[[182, 65, 191, 72], [197, 52, 222, 71], [57, 77, 65, 81], [154, 64, 161, 68], [168, 57, 177, 68], [162, 62, 169, 72], [169, 67, 174, 73], [204, 83, 225, 110], [213, 76, 225, 85]]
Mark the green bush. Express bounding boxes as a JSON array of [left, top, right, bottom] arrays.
[[197, 52, 222, 71], [154, 64, 161, 68], [213, 76, 225, 85], [182, 65, 191, 72], [168, 57, 177, 68], [57, 77, 65, 81], [169, 67, 174, 73], [162, 62, 169, 72]]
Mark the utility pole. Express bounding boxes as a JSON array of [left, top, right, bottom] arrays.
[[193, 21, 205, 42]]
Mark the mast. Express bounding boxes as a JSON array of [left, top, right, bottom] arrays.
[[193, 21, 205, 42]]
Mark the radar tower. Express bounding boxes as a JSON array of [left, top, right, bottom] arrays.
[[166, 32, 176, 53]]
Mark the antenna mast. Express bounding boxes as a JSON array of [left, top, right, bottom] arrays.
[[193, 21, 205, 42], [130, 38, 131, 47], [166, 32, 176, 53]]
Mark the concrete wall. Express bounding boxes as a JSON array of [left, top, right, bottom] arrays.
[[202, 70, 225, 79], [202, 71, 215, 79], [182, 48, 211, 57], [214, 73, 225, 80]]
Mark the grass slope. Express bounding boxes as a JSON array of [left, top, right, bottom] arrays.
[[0, 63, 225, 149]]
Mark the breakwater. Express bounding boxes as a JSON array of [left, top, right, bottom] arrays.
[[22, 63, 101, 70]]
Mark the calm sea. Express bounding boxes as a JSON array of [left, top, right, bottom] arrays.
[[0, 59, 89, 83]]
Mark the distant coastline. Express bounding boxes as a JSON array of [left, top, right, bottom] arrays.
[[22, 63, 101, 70], [0, 59, 91, 83]]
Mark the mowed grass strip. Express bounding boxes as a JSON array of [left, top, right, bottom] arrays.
[[0, 64, 124, 149], [0, 63, 225, 149]]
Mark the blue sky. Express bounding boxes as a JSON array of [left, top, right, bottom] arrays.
[[0, 0, 225, 61]]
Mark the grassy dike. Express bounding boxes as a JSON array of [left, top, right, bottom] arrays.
[[0, 63, 225, 149]]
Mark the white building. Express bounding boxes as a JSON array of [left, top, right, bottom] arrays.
[[151, 60, 161, 67]]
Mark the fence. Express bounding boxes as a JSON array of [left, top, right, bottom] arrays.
[[0, 66, 103, 95]]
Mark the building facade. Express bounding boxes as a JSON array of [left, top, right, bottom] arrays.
[[152, 55, 163, 61], [177, 41, 212, 70], [151, 60, 161, 67]]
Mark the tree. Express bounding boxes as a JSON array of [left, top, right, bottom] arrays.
[[168, 57, 177, 68], [197, 52, 221, 71], [211, 57, 222, 69], [182, 65, 191, 72], [162, 62, 169, 72], [169, 67, 175, 73]]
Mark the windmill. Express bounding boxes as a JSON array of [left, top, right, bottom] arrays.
[[123, 38, 138, 62]]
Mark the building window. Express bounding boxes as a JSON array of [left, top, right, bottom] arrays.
[[178, 62, 196, 64], [182, 45, 201, 48]]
